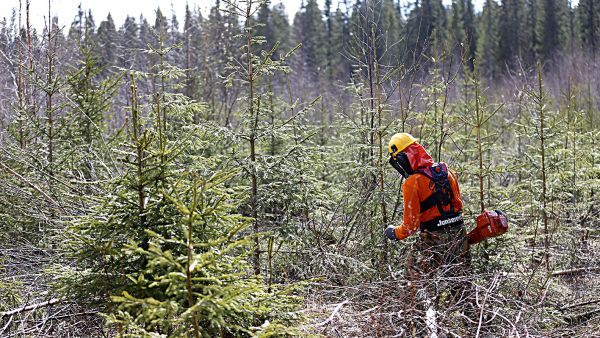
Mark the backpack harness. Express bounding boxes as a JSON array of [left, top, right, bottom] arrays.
[[414, 162, 463, 232]]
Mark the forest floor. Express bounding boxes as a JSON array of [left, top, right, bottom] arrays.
[[300, 240, 600, 337]]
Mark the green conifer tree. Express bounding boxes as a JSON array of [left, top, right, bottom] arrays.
[[270, 2, 292, 54], [535, 0, 569, 61], [295, 0, 327, 79], [327, 5, 349, 82], [477, 0, 499, 79], [404, 0, 447, 66], [498, 0, 520, 67], [118, 16, 139, 68], [448, 0, 476, 70], [576, 0, 600, 54], [94, 13, 118, 72]]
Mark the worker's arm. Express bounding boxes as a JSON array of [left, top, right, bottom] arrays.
[[385, 176, 421, 241]]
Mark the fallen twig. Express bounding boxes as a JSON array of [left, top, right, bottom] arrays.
[[560, 299, 600, 311], [551, 267, 600, 277], [1, 298, 61, 318], [315, 300, 349, 327], [0, 314, 13, 335], [476, 274, 500, 338], [0, 161, 61, 209]]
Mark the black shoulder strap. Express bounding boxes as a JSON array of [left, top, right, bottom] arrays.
[[416, 163, 455, 215], [414, 167, 436, 211], [420, 194, 439, 213]]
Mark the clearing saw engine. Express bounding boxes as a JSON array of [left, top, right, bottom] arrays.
[[468, 210, 509, 245]]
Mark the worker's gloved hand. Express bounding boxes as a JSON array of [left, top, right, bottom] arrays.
[[384, 225, 397, 240]]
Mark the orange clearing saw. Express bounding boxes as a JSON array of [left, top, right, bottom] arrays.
[[468, 210, 509, 245]]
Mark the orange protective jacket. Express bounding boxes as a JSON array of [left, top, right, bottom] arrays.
[[393, 144, 463, 240]]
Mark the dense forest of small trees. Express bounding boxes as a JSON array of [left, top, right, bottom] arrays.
[[0, 0, 599, 336]]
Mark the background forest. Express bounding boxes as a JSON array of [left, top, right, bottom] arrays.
[[0, 0, 599, 336]]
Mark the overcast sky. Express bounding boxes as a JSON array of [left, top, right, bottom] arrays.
[[0, 0, 579, 31]]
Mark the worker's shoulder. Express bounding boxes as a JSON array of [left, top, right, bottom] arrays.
[[402, 172, 422, 187], [404, 170, 430, 186]]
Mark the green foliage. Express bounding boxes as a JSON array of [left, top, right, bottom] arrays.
[[404, 0, 447, 66], [95, 14, 118, 71], [447, 0, 477, 70], [293, 0, 327, 78], [64, 42, 120, 147], [256, 1, 291, 55], [50, 9, 308, 334], [576, 0, 600, 52], [0, 258, 21, 313], [2, 0, 600, 336], [325, 5, 349, 82], [535, 0, 570, 60], [56, 86, 182, 303], [55, 90, 307, 333], [106, 172, 304, 337], [477, 0, 500, 78]]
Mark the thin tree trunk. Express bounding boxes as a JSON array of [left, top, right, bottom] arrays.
[[46, 0, 54, 178], [373, 21, 388, 261], [130, 75, 146, 231], [475, 72, 485, 213], [186, 177, 201, 338], [245, 0, 261, 275], [17, 0, 25, 149], [537, 64, 549, 271]]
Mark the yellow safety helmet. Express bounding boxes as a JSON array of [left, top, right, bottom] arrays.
[[388, 133, 418, 157]]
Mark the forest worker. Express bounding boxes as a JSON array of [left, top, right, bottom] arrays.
[[384, 132, 471, 304]]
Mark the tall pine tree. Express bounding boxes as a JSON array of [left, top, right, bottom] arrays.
[[404, 0, 447, 67], [576, 0, 600, 54], [535, 0, 569, 61], [477, 0, 499, 79], [94, 13, 117, 73], [294, 0, 327, 80]]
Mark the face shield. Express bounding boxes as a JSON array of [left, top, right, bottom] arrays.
[[389, 152, 413, 178]]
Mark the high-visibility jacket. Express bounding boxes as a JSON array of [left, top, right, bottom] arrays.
[[393, 144, 463, 240]]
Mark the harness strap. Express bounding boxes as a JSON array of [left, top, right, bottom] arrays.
[[419, 193, 439, 212], [415, 163, 455, 215]]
